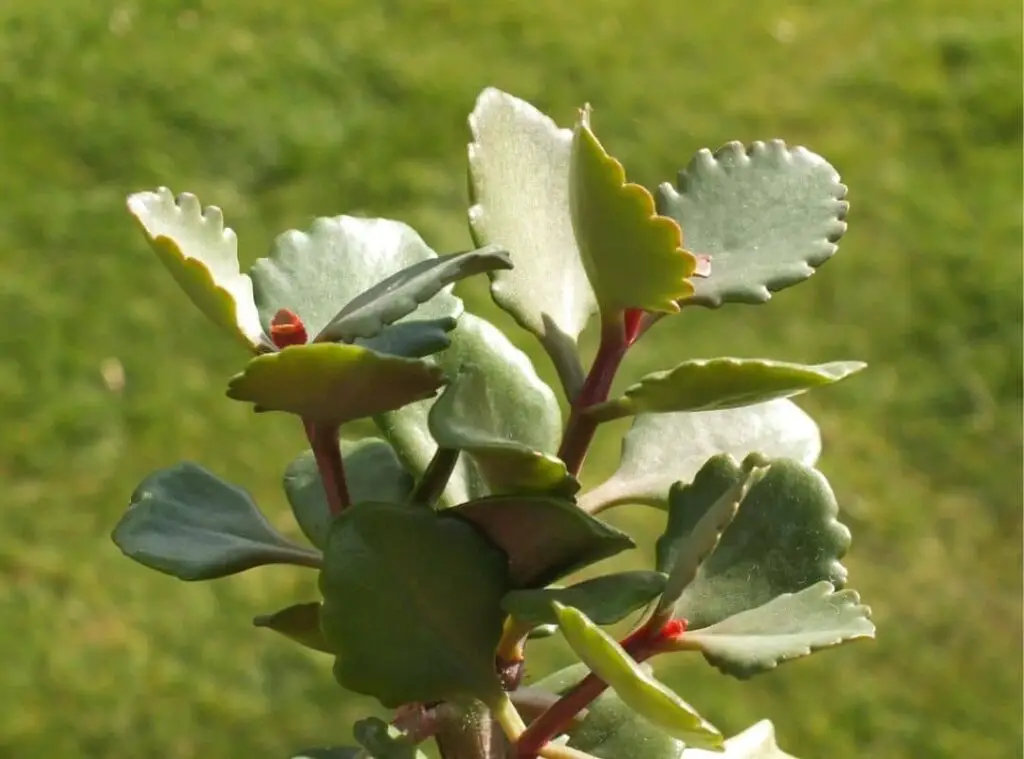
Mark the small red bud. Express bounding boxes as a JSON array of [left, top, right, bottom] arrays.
[[659, 618, 688, 641], [269, 308, 308, 349]]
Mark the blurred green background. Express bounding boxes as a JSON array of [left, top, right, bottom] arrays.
[[1, 0, 1021, 757]]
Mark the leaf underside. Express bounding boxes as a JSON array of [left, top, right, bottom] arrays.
[[253, 602, 333, 654], [503, 570, 667, 628]]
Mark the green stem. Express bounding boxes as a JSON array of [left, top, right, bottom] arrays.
[[304, 421, 349, 515], [557, 321, 629, 476], [411, 447, 460, 506]]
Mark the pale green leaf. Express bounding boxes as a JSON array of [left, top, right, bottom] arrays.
[[681, 721, 797, 758]]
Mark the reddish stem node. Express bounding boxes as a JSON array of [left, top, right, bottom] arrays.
[[270, 308, 308, 349]]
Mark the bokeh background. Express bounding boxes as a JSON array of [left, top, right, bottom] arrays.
[[1, 0, 1021, 757]]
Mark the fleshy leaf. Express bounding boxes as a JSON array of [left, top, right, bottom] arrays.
[[354, 717, 428, 759], [428, 363, 574, 496], [251, 215, 462, 341], [657, 457, 768, 614], [551, 603, 723, 749], [226, 343, 445, 423], [531, 663, 684, 759], [682, 721, 797, 759], [355, 317, 458, 359], [127, 188, 264, 351], [658, 457, 850, 629], [320, 502, 508, 707], [676, 582, 874, 678], [587, 358, 866, 422], [579, 400, 822, 513], [503, 570, 666, 628], [656, 140, 848, 308], [112, 463, 321, 581], [468, 87, 596, 397], [254, 602, 333, 654], [317, 246, 512, 343], [569, 109, 697, 320], [283, 437, 415, 549], [444, 495, 634, 588], [374, 312, 555, 506]]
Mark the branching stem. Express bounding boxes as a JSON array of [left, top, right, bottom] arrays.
[[304, 421, 349, 515], [411, 447, 460, 506]]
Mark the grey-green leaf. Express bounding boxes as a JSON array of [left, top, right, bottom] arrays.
[[503, 570, 666, 628], [680, 582, 875, 678], [283, 437, 415, 549], [587, 358, 865, 422], [468, 87, 596, 398], [660, 456, 851, 629], [355, 317, 458, 359], [251, 216, 462, 340], [579, 399, 821, 514], [112, 462, 321, 581], [317, 246, 512, 343], [354, 717, 428, 759], [656, 140, 848, 307], [254, 602, 333, 654]]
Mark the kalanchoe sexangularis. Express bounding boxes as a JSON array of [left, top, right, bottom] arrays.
[[112, 87, 873, 759]]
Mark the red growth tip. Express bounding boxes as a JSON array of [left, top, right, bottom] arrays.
[[659, 617, 688, 641], [269, 308, 308, 349]]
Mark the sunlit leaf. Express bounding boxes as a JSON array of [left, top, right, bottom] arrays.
[[226, 343, 445, 423], [353, 717, 429, 759], [112, 463, 321, 581], [445, 495, 634, 588], [656, 140, 848, 307], [320, 503, 508, 707], [676, 582, 875, 678], [681, 720, 798, 758], [551, 603, 723, 749], [468, 87, 596, 396], [254, 602, 333, 654], [587, 358, 865, 422], [570, 109, 697, 321], [127, 188, 265, 350], [503, 570, 666, 628], [580, 400, 821, 513]]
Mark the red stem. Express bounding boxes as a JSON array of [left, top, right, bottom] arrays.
[[304, 421, 349, 515], [557, 322, 629, 476]]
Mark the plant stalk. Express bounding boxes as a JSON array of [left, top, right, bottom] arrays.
[[411, 447, 460, 506], [304, 421, 349, 515]]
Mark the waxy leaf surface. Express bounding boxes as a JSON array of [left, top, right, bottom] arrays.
[[127, 188, 265, 350], [354, 317, 457, 359], [503, 570, 666, 628], [678, 582, 874, 678], [254, 602, 333, 654], [468, 87, 597, 396], [226, 343, 444, 423], [656, 140, 848, 307], [320, 503, 508, 707], [588, 358, 865, 422], [284, 437, 415, 549], [681, 720, 797, 758], [445, 495, 634, 588], [570, 111, 696, 320], [657, 456, 850, 629], [580, 400, 821, 513], [552, 603, 723, 749], [112, 463, 321, 581]]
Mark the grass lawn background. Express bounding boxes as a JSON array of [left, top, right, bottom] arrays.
[[0, 0, 1020, 757]]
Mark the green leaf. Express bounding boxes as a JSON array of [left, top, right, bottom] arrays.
[[658, 457, 851, 629], [657, 457, 768, 614], [503, 570, 666, 628], [569, 108, 697, 320], [656, 140, 848, 308], [283, 437, 415, 549], [251, 215, 462, 340], [551, 603, 723, 749], [354, 717, 428, 759], [678, 582, 874, 678], [531, 663, 685, 759], [127, 188, 265, 351], [588, 358, 866, 422], [226, 343, 445, 424], [355, 317, 458, 359], [317, 246, 512, 343], [320, 503, 508, 707], [468, 87, 596, 397], [112, 463, 321, 581], [374, 312, 557, 506], [428, 363, 574, 496], [254, 602, 333, 654], [580, 400, 822, 513], [681, 721, 797, 759], [445, 495, 634, 588]]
